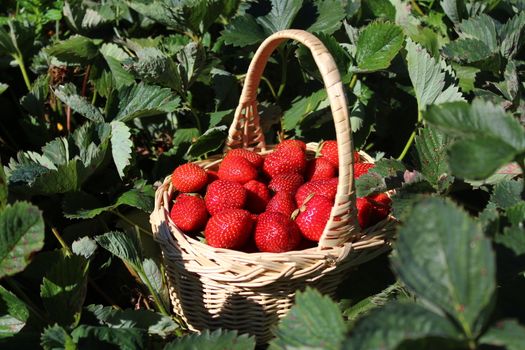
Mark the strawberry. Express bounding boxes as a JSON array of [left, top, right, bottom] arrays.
[[255, 212, 302, 252], [218, 155, 258, 184], [295, 195, 333, 241], [305, 158, 337, 181], [205, 180, 247, 215], [319, 140, 338, 167], [266, 192, 297, 217], [171, 163, 208, 193], [225, 149, 264, 169], [295, 178, 338, 207], [206, 170, 219, 184], [354, 163, 374, 179], [268, 173, 304, 194], [356, 197, 374, 228], [354, 151, 361, 163], [263, 146, 307, 178], [275, 139, 307, 152], [367, 193, 391, 223], [204, 209, 254, 249], [243, 180, 271, 214], [170, 194, 208, 232]]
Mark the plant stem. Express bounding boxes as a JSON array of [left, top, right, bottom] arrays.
[[81, 65, 91, 97], [349, 74, 358, 90], [397, 109, 422, 161], [51, 227, 72, 256], [276, 47, 289, 99], [517, 156, 525, 200], [111, 209, 153, 237], [4, 277, 47, 324], [14, 55, 31, 91], [261, 76, 278, 101], [137, 269, 169, 316], [410, 0, 426, 16]]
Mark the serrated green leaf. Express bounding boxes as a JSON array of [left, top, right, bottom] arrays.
[[283, 90, 327, 131], [495, 226, 525, 256], [186, 126, 227, 159], [257, 0, 303, 34], [440, 0, 467, 24], [0, 202, 44, 278], [0, 286, 29, 339], [424, 99, 525, 151], [354, 22, 404, 72], [40, 254, 89, 327], [171, 128, 200, 153], [142, 259, 162, 297], [355, 158, 406, 197], [221, 14, 266, 47], [452, 64, 479, 93], [505, 202, 525, 226], [0, 25, 18, 56], [390, 181, 434, 220], [115, 83, 180, 122], [46, 35, 100, 64], [447, 136, 516, 180], [356, 172, 386, 197], [63, 185, 154, 219], [343, 302, 462, 350], [95, 231, 142, 268], [458, 14, 498, 51], [176, 42, 206, 91], [71, 325, 143, 350], [127, 47, 181, 92], [490, 179, 522, 209], [443, 38, 494, 63], [391, 197, 496, 336], [104, 55, 135, 89], [212, 69, 239, 109], [40, 324, 75, 350], [406, 39, 464, 110], [54, 84, 104, 122], [110, 121, 133, 179], [72, 236, 97, 259], [307, 0, 345, 35], [270, 288, 345, 350], [414, 127, 453, 191], [165, 329, 255, 350], [20, 75, 49, 117], [500, 12, 525, 58], [480, 319, 525, 350], [86, 305, 177, 337], [362, 0, 395, 20]]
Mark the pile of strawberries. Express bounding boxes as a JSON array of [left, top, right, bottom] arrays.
[[169, 140, 391, 253]]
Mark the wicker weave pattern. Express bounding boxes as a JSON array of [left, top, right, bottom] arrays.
[[150, 30, 397, 344]]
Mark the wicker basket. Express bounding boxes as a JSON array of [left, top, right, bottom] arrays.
[[150, 29, 396, 344]]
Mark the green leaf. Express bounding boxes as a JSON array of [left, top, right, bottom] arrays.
[[356, 172, 386, 197], [127, 48, 181, 92], [491, 179, 522, 209], [72, 236, 98, 259], [440, 0, 467, 24], [0, 202, 44, 278], [20, 75, 50, 118], [257, 0, 303, 34], [0, 83, 7, 95], [221, 14, 266, 47], [40, 324, 75, 350], [270, 288, 345, 350], [71, 325, 143, 350], [142, 259, 163, 301], [495, 226, 525, 256], [354, 22, 404, 72], [480, 319, 525, 350], [414, 127, 453, 191], [406, 39, 464, 110], [103, 56, 135, 90], [171, 128, 200, 153], [355, 158, 406, 197], [390, 182, 434, 220], [443, 38, 494, 63], [0, 286, 29, 339], [40, 254, 89, 327], [391, 197, 496, 336], [176, 42, 206, 91], [458, 14, 498, 51], [362, 0, 395, 20], [110, 121, 133, 179], [424, 99, 525, 151], [283, 90, 327, 131], [46, 35, 100, 64], [0, 25, 18, 56], [54, 84, 105, 122], [165, 329, 255, 350], [308, 0, 345, 35], [0, 161, 6, 210], [86, 305, 177, 337], [500, 12, 525, 58], [95, 231, 142, 269], [63, 185, 154, 219], [115, 83, 180, 122], [186, 126, 227, 159], [344, 302, 462, 349], [447, 136, 516, 180]]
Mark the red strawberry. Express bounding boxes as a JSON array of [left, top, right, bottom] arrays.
[[170, 194, 208, 232], [205, 180, 247, 215], [263, 147, 307, 178], [354, 151, 361, 163], [218, 156, 258, 184], [319, 140, 338, 167], [204, 209, 254, 249], [243, 180, 271, 214], [266, 192, 297, 217], [356, 197, 374, 228], [206, 170, 219, 184], [295, 195, 333, 241], [295, 178, 338, 207], [367, 193, 391, 223], [255, 212, 302, 252], [225, 149, 264, 169], [268, 173, 304, 194], [275, 139, 307, 152], [354, 163, 374, 179], [305, 158, 337, 181], [171, 163, 207, 193]]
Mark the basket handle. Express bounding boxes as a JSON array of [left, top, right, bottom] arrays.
[[225, 29, 358, 248]]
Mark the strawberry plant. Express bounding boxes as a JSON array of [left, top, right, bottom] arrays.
[[1, 0, 525, 349]]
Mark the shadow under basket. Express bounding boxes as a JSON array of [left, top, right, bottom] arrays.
[[150, 29, 397, 345]]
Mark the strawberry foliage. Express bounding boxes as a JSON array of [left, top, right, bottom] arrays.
[[1, 0, 525, 349]]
